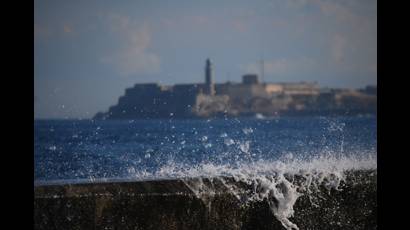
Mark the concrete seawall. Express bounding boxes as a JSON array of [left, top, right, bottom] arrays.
[[34, 170, 376, 230]]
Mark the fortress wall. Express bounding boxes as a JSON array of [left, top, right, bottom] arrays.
[[95, 81, 376, 119], [193, 94, 230, 117], [264, 84, 283, 94], [217, 84, 269, 101]]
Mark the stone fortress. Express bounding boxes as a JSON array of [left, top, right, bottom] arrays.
[[94, 58, 376, 119]]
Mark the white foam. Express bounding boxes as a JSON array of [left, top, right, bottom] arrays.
[[150, 153, 376, 229], [36, 152, 376, 229], [150, 153, 376, 179]]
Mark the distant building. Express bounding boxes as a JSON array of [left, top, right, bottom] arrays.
[[94, 59, 376, 119], [204, 58, 215, 95], [242, 74, 259, 85], [263, 84, 283, 94], [279, 82, 320, 95], [361, 85, 377, 95], [216, 82, 269, 101]]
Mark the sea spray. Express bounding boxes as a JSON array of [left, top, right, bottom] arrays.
[[34, 153, 376, 229], [34, 169, 377, 230], [173, 154, 375, 229], [182, 171, 341, 229], [35, 117, 377, 229]]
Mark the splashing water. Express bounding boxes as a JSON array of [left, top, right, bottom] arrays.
[[34, 116, 376, 229], [140, 154, 375, 230]]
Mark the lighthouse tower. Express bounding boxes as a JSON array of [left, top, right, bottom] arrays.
[[204, 58, 215, 95]]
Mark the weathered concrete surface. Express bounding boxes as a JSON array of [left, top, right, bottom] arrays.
[[34, 170, 376, 230]]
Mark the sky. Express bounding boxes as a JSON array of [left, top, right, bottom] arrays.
[[34, 0, 377, 119]]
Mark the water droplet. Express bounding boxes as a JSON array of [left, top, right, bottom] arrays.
[[242, 128, 254, 135], [220, 133, 228, 138], [224, 138, 235, 146]]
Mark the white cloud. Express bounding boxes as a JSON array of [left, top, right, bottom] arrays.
[[101, 14, 160, 76], [284, 0, 376, 76]]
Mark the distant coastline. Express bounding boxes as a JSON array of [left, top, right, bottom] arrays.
[[94, 59, 376, 120]]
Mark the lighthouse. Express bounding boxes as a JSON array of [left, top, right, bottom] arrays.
[[204, 58, 215, 95]]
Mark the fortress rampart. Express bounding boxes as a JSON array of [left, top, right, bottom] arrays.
[[94, 59, 376, 119]]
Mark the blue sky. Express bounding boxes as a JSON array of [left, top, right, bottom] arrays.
[[34, 0, 377, 119]]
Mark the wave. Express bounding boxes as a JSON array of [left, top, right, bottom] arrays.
[[35, 153, 376, 230], [157, 154, 376, 230]]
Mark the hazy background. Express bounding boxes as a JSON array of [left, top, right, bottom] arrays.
[[34, 0, 377, 119]]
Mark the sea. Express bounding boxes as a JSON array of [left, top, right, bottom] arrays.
[[34, 115, 376, 182], [34, 115, 376, 229]]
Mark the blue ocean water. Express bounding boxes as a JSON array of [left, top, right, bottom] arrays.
[[34, 115, 376, 182]]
